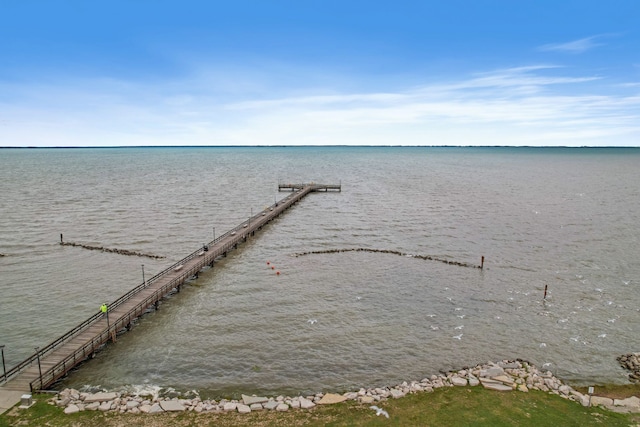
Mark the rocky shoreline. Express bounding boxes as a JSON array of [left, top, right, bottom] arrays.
[[51, 359, 640, 416], [617, 353, 640, 383]]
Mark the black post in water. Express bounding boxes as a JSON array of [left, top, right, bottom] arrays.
[[35, 347, 42, 389], [481, 256, 485, 269], [142, 264, 145, 286], [543, 284, 548, 301], [1, 345, 6, 381], [60, 233, 63, 244]]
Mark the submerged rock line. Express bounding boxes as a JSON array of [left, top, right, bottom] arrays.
[[60, 241, 165, 260], [293, 248, 481, 269]]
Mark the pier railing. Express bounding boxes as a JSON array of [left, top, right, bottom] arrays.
[[1, 183, 338, 390]]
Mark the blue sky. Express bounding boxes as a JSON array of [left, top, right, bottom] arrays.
[[1, 1, 639, 147]]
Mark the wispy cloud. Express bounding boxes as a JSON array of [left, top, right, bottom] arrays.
[[538, 36, 605, 54], [1, 65, 639, 147]]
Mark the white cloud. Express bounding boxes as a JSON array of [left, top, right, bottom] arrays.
[[1, 65, 639, 147], [538, 36, 604, 54]]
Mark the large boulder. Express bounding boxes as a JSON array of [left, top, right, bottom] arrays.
[[317, 393, 347, 405], [160, 400, 186, 412]]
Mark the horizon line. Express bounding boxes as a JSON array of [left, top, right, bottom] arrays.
[[2, 145, 640, 150]]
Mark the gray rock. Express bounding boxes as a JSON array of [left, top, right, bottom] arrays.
[[480, 379, 513, 391], [57, 397, 71, 407], [499, 362, 520, 369], [481, 367, 505, 378], [84, 392, 118, 403], [64, 404, 80, 414], [410, 383, 423, 392], [469, 375, 480, 386], [160, 400, 186, 412], [148, 403, 163, 414], [452, 377, 467, 386], [223, 402, 237, 411], [558, 385, 571, 395], [318, 393, 349, 404], [139, 404, 151, 413], [237, 403, 251, 414], [359, 396, 375, 404], [577, 394, 590, 407], [590, 396, 614, 407], [390, 389, 405, 399], [98, 401, 113, 411], [250, 403, 264, 410], [276, 403, 289, 411], [242, 394, 269, 405], [492, 375, 514, 385], [614, 396, 640, 408], [300, 398, 316, 409], [264, 400, 279, 410]]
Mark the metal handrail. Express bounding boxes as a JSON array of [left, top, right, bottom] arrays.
[[5, 184, 332, 389]]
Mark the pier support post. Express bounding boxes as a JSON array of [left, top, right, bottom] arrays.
[[1, 345, 6, 382], [35, 347, 43, 390], [543, 284, 548, 301], [481, 256, 484, 269], [154, 301, 159, 311], [60, 233, 63, 244]]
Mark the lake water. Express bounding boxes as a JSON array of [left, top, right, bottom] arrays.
[[0, 146, 639, 398]]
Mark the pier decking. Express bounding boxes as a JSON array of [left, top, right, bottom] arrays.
[[0, 183, 340, 412]]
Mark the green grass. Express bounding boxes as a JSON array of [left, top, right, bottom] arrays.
[[1, 387, 638, 427]]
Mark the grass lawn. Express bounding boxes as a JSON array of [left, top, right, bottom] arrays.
[[2, 386, 639, 427]]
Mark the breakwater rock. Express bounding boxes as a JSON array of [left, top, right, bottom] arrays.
[[293, 248, 481, 269], [60, 241, 164, 260], [50, 359, 640, 416], [617, 353, 640, 382]]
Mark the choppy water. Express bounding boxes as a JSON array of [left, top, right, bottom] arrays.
[[1, 146, 639, 398]]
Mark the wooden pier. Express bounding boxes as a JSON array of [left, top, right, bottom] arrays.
[[0, 183, 340, 408]]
